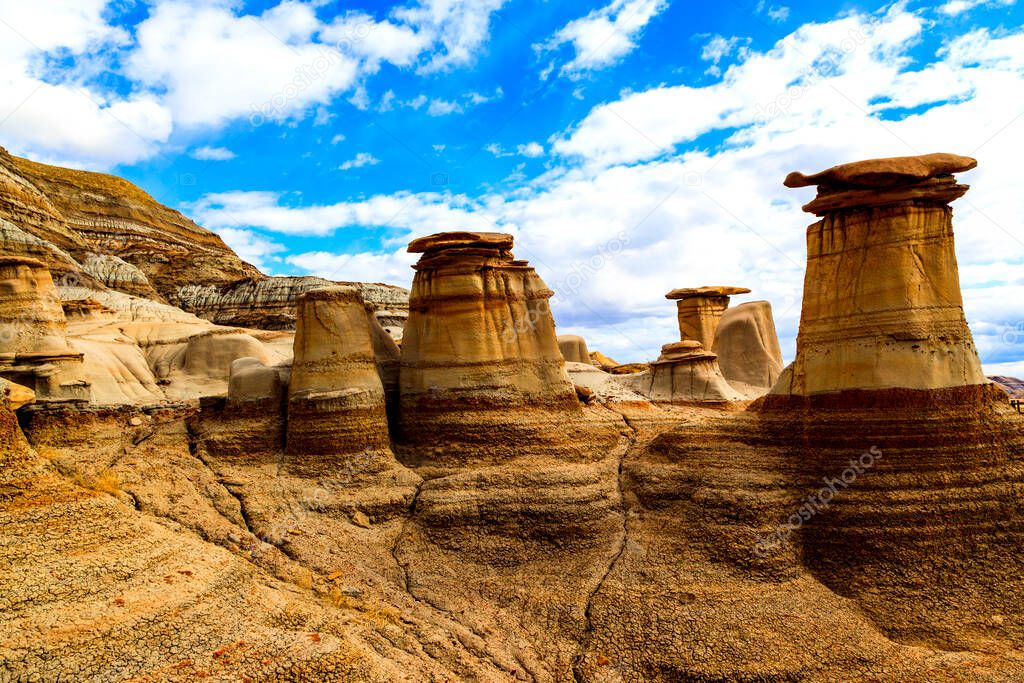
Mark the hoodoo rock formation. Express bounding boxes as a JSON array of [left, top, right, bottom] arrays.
[[398, 231, 588, 460], [620, 340, 743, 403], [5, 150, 1024, 682], [666, 285, 750, 347], [286, 287, 393, 475], [713, 300, 785, 393], [773, 152, 986, 395]]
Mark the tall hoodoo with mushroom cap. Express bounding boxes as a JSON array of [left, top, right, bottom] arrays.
[[771, 152, 986, 397], [398, 231, 591, 461]]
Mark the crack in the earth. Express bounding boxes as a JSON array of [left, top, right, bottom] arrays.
[[184, 419, 256, 536], [572, 406, 639, 683]]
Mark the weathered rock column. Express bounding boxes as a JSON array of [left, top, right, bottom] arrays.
[[666, 286, 750, 347], [713, 300, 784, 393], [285, 286, 392, 476], [399, 232, 585, 461], [771, 152, 987, 397], [620, 340, 743, 403], [557, 334, 591, 364]]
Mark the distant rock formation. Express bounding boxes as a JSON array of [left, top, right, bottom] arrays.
[[174, 277, 409, 336], [557, 334, 591, 364], [619, 340, 743, 403], [666, 286, 750, 347], [772, 152, 986, 396], [286, 287, 392, 476], [1, 148, 260, 300], [714, 301, 784, 393], [398, 232, 588, 461], [991, 375, 1024, 398]]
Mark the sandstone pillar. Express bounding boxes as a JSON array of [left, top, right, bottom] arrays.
[[399, 232, 584, 460], [666, 286, 750, 347], [772, 152, 987, 397], [286, 286, 392, 475]]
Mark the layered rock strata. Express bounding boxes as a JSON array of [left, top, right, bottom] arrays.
[[0, 257, 89, 402], [713, 300, 784, 394], [666, 286, 750, 347], [174, 277, 409, 335], [5, 150, 261, 300], [398, 232, 591, 462], [286, 287, 392, 476], [620, 340, 743, 403], [773, 152, 986, 395]]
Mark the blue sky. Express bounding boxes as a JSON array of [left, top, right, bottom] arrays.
[[1, 0, 1023, 369]]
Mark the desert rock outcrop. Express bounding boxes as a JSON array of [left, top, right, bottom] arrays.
[[619, 340, 743, 403], [398, 231, 594, 461], [666, 285, 750, 347], [286, 286, 392, 475], [772, 152, 986, 396], [713, 300, 784, 393], [0, 257, 90, 402], [557, 334, 591, 364], [175, 276, 409, 335]]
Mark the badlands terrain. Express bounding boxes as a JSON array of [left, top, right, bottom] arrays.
[[1, 148, 1023, 682]]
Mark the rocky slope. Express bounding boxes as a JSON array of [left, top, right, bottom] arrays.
[[0, 147, 409, 331]]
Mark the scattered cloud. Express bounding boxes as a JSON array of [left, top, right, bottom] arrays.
[[486, 141, 545, 158], [191, 190, 497, 237], [428, 99, 462, 116], [939, 0, 1016, 16], [538, 0, 671, 78], [518, 142, 545, 157], [757, 1, 791, 23], [214, 227, 285, 273], [190, 146, 236, 161], [338, 152, 380, 170]]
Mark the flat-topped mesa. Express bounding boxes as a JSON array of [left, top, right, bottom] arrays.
[[0, 257, 89, 402], [620, 340, 743, 403], [285, 286, 393, 476], [666, 286, 751, 347], [399, 231, 586, 460], [770, 152, 987, 400]]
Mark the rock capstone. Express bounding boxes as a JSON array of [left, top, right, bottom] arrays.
[[666, 286, 751, 347]]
